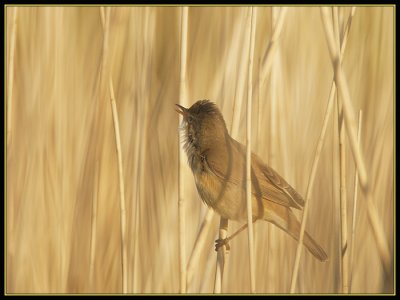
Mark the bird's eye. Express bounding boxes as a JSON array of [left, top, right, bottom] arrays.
[[188, 115, 193, 123]]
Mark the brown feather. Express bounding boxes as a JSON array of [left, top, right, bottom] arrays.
[[205, 133, 305, 210]]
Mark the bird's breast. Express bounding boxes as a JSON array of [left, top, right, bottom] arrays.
[[193, 170, 247, 221]]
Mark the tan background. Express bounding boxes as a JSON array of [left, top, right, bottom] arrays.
[[6, 6, 394, 294]]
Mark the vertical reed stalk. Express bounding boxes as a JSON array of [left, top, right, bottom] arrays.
[[230, 10, 250, 138], [290, 8, 356, 292], [365, 194, 391, 275], [7, 7, 18, 147], [332, 85, 341, 293], [131, 105, 141, 293], [320, 7, 368, 189], [258, 7, 287, 90], [320, 6, 390, 276], [178, 6, 189, 294], [338, 94, 349, 293], [186, 208, 215, 291], [100, 7, 128, 293], [289, 78, 335, 293], [109, 77, 128, 293], [266, 7, 281, 292], [269, 7, 279, 168], [245, 6, 257, 293], [214, 218, 228, 293], [89, 160, 100, 290], [201, 245, 217, 292], [132, 168, 141, 292], [333, 6, 349, 293], [349, 110, 362, 292]]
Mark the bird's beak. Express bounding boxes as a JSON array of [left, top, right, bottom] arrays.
[[175, 104, 189, 118]]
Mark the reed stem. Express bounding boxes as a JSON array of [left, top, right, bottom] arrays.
[[349, 110, 362, 292], [89, 160, 100, 290], [320, 6, 390, 276], [186, 209, 215, 291], [290, 7, 356, 292], [214, 218, 228, 293], [245, 6, 257, 293], [109, 77, 128, 293], [178, 6, 189, 294], [333, 6, 349, 293], [7, 7, 18, 147]]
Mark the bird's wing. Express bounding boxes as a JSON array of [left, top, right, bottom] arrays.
[[205, 135, 304, 209], [253, 154, 305, 209]]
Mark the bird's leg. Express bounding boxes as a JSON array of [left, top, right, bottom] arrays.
[[215, 219, 258, 251]]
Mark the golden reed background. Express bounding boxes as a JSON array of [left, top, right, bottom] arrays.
[[6, 6, 394, 294]]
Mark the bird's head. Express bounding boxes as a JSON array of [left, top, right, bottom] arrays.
[[175, 100, 227, 152]]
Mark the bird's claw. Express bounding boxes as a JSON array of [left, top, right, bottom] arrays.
[[215, 238, 230, 252]]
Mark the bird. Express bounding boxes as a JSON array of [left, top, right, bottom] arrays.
[[176, 100, 328, 262]]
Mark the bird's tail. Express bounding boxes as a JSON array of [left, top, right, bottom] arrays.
[[264, 203, 328, 262]]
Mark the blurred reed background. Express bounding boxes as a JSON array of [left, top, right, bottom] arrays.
[[6, 5, 394, 294]]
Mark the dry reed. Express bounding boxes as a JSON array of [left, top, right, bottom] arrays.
[[6, 7, 18, 147], [349, 110, 362, 292], [258, 7, 287, 89], [320, 7, 368, 189], [109, 77, 128, 293], [333, 7, 349, 293], [186, 208, 215, 291], [230, 10, 250, 140], [290, 7, 355, 293], [89, 160, 99, 289], [265, 8, 282, 292], [245, 6, 257, 293], [178, 6, 189, 294], [214, 218, 229, 293], [321, 6, 391, 278]]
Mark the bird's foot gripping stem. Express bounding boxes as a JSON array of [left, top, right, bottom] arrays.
[[215, 238, 230, 252]]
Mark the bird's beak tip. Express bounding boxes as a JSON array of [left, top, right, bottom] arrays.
[[175, 103, 188, 116]]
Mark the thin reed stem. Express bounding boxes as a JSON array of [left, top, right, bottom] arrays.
[[266, 7, 281, 292], [338, 95, 349, 293], [269, 7, 279, 166], [332, 85, 341, 293], [258, 7, 287, 90], [89, 160, 100, 290], [132, 169, 141, 292], [230, 10, 250, 138], [186, 209, 215, 291], [245, 6, 257, 293], [365, 194, 391, 275], [320, 6, 391, 276], [349, 110, 362, 292], [100, 6, 105, 29], [290, 8, 356, 292], [214, 218, 228, 293], [289, 78, 335, 293], [320, 7, 368, 189], [100, 7, 128, 293], [131, 104, 142, 293], [7, 7, 18, 147], [178, 6, 189, 294], [333, 6, 349, 293], [109, 77, 128, 293]]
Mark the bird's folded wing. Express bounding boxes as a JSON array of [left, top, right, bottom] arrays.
[[255, 156, 305, 209], [205, 136, 304, 210]]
